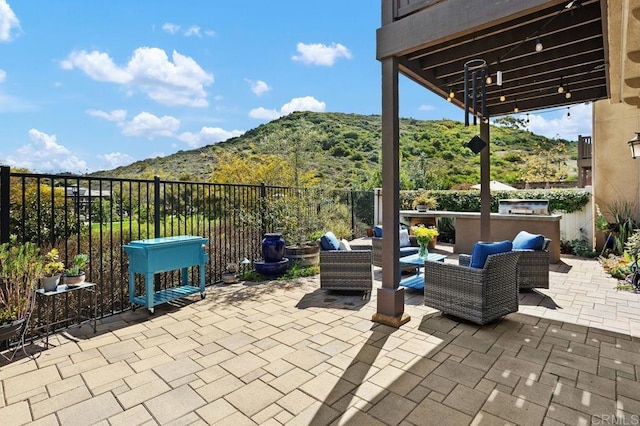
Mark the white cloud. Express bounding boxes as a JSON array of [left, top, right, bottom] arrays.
[[245, 78, 271, 96], [27, 129, 69, 155], [62, 47, 214, 107], [249, 107, 281, 120], [0, 0, 20, 42], [162, 23, 180, 34], [525, 103, 592, 141], [0, 93, 36, 112], [419, 104, 435, 111], [4, 129, 88, 173], [61, 50, 131, 83], [250, 96, 326, 121], [292, 42, 352, 66], [178, 127, 244, 148], [0, 68, 5, 82], [120, 112, 180, 138], [163, 22, 214, 37], [88, 109, 180, 139], [184, 25, 201, 37], [280, 96, 326, 115], [99, 152, 134, 169], [86, 108, 127, 122]]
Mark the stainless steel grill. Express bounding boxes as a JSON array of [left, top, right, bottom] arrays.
[[498, 199, 549, 215]]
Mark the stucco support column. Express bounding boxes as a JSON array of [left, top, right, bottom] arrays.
[[372, 55, 409, 328], [480, 120, 491, 241]]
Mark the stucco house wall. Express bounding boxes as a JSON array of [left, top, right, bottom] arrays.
[[593, 100, 640, 248]]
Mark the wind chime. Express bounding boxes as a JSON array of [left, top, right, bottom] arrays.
[[463, 59, 490, 154]]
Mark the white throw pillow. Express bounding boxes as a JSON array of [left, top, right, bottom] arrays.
[[399, 229, 411, 247], [339, 239, 352, 251]]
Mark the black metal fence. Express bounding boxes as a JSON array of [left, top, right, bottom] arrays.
[[0, 166, 373, 320]]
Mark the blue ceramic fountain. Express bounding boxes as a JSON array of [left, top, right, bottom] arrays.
[[254, 233, 289, 276]]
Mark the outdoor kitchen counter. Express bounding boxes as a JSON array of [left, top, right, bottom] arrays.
[[399, 210, 562, 263]]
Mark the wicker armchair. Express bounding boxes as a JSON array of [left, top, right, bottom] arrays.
[[460, 238, 550, 291], [372, 236, 419, 271], [320, 247, 373, 297], [424, 251, 520, 325]]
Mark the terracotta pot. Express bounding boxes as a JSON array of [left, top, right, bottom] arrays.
[[221, 272, 237, 284]]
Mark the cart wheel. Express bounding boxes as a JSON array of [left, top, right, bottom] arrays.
[[200, 293, 206, 299]]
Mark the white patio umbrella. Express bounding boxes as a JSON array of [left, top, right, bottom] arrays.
[[471, 180, 517, 191]]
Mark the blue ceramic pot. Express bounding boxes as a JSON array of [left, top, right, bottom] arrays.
[[262, 233, 285, 262]]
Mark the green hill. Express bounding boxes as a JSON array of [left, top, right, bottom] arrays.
[[93, 111, 577, 189]]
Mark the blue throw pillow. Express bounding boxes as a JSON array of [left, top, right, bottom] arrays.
[[373, 225, 383, 238], [320, 231, 341, 251], [470, 240, 513, 268], [512, 231, 545, 251]]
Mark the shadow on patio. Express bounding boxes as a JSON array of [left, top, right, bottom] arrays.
[[0, 253, 638, 425]]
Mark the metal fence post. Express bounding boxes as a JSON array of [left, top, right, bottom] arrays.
[[260, 183, 266, 238], [154, 175, 161, 291], [350, 190, 356, 240], [0, 166, 10, 244]]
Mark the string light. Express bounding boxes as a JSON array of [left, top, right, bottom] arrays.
[[499, 92, 506, 102], [514, 100, 519, 113], [535, 36, 543, 52]]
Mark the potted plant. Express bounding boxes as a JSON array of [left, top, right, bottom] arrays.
[[221, 262, 238, 284], [0, 237, 43, 343], [412, 193, 437, 212], [41, 248, 64, 292], [64, 253, 88, 286]]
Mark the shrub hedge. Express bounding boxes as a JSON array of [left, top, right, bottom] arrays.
[[400, 189, 590, 214]]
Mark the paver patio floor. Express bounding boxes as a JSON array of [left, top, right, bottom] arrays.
[[1, 248, 639, 425]]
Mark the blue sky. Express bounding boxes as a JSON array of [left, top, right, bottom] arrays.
[[0, 0, 591, 174]]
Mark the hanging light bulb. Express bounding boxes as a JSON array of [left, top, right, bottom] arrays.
[[558, 77, 565, 93], [565, 91, 572, 99], [447, 96, 452, 102], [449, 89, 455, 99], [567, 107, 571, 119], [526, 113, 530, 125], [535, 37, 543, 52], [500, 93, 506, 102], [514, 101, 519, 113]]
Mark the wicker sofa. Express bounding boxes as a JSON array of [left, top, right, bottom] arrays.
[[460, 237, 550, 291], [372, 236, 420, 269], [424, 251, 520, 325]]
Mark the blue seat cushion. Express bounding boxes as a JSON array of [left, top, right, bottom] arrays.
[[320, 231, 341, 251], [400, 246, 419, 256], [512, 231, 545, 251], [373, 225, 383, 238], [470, 240, 513, 269]]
